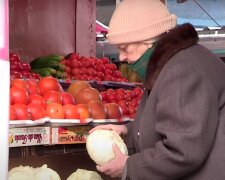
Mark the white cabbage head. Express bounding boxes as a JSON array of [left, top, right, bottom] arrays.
[[67, 168, 103, 180], [33, 164, 61, 180], [8, 166, 34, 180], [8, 164, 61, 180], [86, 129, 128, 165]]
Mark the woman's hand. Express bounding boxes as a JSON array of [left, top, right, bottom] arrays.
[[96, 143, 129, 178], [89, 124, 128, 136]]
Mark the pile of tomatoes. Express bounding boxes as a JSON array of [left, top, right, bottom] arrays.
[[10, 77, 79, 120], [61, 53, 128, 82], [100, 87, 143, 119], [10, 76, 144, 121], [10, 52, 41, 79]]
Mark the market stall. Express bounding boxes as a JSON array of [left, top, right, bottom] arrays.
[[2, 1, 142, 179]]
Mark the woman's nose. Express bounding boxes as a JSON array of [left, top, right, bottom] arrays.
[[119, 53, 127, 62]]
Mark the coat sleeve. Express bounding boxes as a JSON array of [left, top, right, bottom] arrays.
[[126, 61, 220, 179], [124, 90, 149, 154]]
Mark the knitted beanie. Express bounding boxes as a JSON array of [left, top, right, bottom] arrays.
[[106, 0, 177, 44]]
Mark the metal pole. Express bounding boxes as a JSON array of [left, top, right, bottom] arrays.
[[0, 0, 10, 179]]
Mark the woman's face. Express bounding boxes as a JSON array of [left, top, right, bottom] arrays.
[[117, 42, 151, 64]]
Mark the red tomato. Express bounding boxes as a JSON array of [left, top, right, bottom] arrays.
[[101, 57, 110, 64], [107, 91, 116, 103], [69, 53, 80, 61], [74, 104, 90, 122], [104, 74, 113, 81], [27, 103, 45, 120], [10, 105, 17, 120], [100, 91, 108, 102], [26, 79, 40, 94], [79, 67, 88, 75], [10, 86, 28, 104], [119, 105, 129, 115], [43, 90, 62, 104], [61, 92, 75, 105], [107, 93, 116, 102], [45, 103, 65, 119], [30, 72, 41, 79], [28, 94, 46, 107], [115, 92, 126, 101], [38, 76, 60, 95], [21, 71, 31, 78], [128, 106, 137, 115], [80, 74, 89, 81], [71, 68, 80, 76], [10, 53, 20, 62], [128, 99, 139, 107], [11, 78, 28, 90], [96, 72, 104, 80], [106, 88, 115, 93], [74, 74, 82, 80], [95, 64, 105, 72], [104, 68, 113, 75], [63, 104, 79, 119], [70, 60, 81, 68], [10, 70, 22, 79], [10, 61, 23, 71], [133, 87, 144, 97], [112, 70, 122, 78], [115, 88, 126, 95], [83, 59, 92, 68], [125, 90, 135, 101], [13, 103, 30, 120], [93, 76, 101, 81], [117, 100, 127, 107], [21, 63, 31, 71]]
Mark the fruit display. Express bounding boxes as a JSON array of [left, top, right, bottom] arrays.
[[10, 52, 141, 85], [9, 51, 144, 122], [100, 87, 144, 119], [9, 51, 130, 82], [9, 77, 144, 121], [61, 52, 129, 82], [10, 52, 41, 79], [67, 80, 123, 120]]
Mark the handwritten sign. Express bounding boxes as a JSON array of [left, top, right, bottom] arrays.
[[51, 126, 91, 144], [9, 127, 50, 147]]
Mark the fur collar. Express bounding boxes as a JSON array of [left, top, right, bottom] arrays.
[[144, 23, 199, 90]]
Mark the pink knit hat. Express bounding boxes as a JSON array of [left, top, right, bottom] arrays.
[[106, 0, 177, 45]]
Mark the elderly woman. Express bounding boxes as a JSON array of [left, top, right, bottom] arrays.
[[90, 0, 225, 179]]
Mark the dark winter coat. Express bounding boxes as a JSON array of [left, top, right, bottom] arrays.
[[123, 23, 225, 180]]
